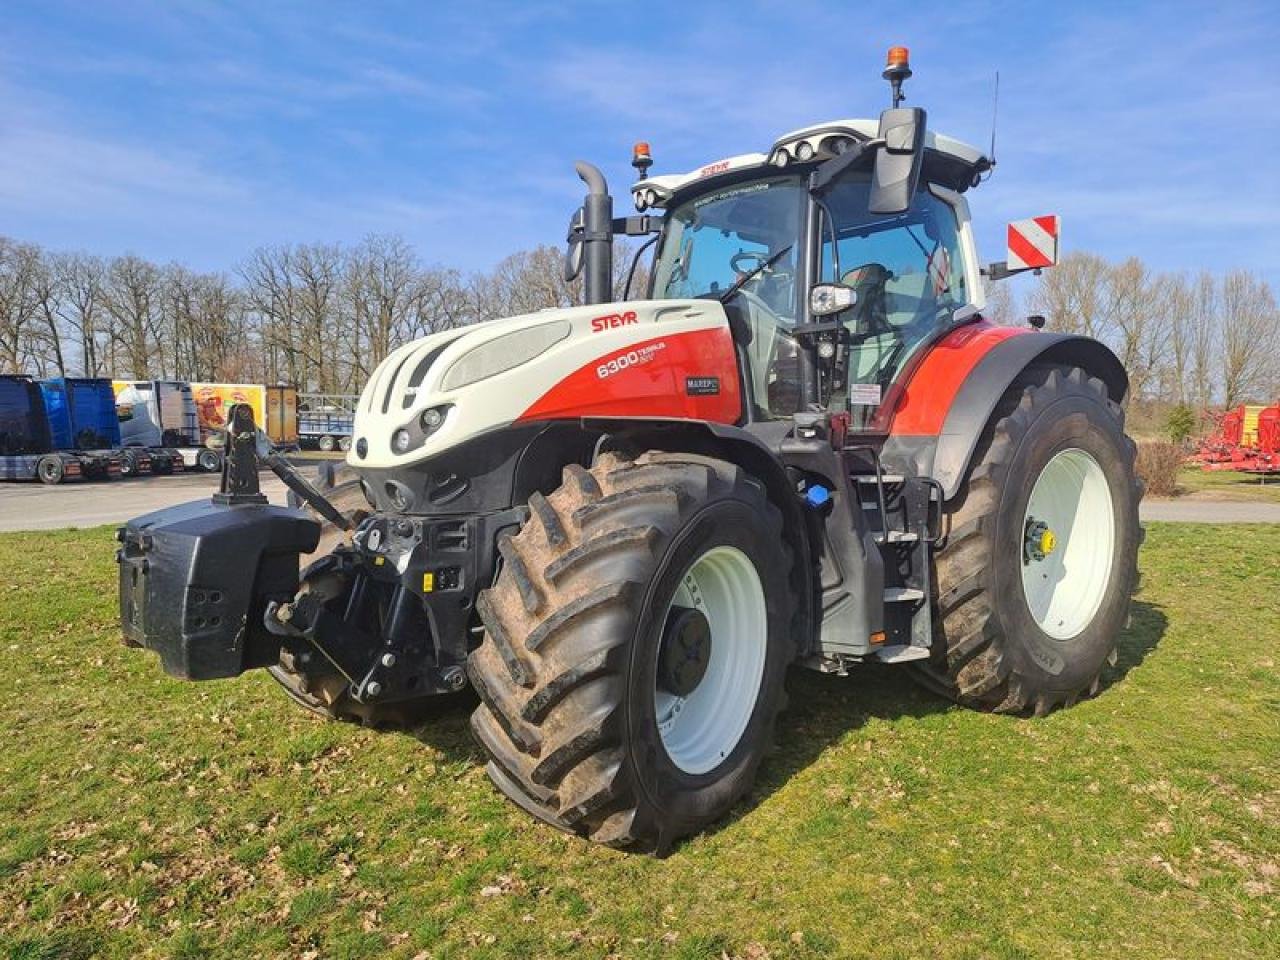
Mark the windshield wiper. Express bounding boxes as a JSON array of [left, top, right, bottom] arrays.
[[715, 245, 793, 303]]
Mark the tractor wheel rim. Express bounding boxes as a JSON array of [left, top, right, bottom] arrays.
[[654, 545, 767, 775], [1020, 448, 1115, 640]]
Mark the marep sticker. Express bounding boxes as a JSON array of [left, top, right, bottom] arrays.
[[686, 376, 721, 396]]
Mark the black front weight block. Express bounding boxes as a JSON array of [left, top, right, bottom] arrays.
[[118, 499, 320, 680]]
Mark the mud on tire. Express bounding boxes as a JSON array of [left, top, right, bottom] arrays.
[[467, 451, 794, 854], [911, 364, 1142, 715]]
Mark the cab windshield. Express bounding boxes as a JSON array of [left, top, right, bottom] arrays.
[[650, 177, 803, 313]]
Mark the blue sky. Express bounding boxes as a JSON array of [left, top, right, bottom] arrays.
[[2, 1, 1278, 289]]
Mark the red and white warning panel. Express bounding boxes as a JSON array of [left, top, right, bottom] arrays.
[[1007, 215, 1060, 270]]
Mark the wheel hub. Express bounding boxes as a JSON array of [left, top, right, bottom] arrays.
[[1019, 448, 1116, 640], [1023, 517, 1057, 563], [658, 605, 712, 697], [653, 545, 768, 775]]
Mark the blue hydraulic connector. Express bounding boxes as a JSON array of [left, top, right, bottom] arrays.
[[805, 484, 832, 509]]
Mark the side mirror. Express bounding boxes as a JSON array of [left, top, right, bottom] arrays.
[[563, 208, 585, 283], [869, 107, 926, 215], [809, 283, 857, 317]]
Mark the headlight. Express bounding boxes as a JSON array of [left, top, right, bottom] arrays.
[[388, 404, 451, 457], [440, 321, 571, 391]]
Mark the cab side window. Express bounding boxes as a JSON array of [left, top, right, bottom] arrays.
[[819, 181, 967, 406]]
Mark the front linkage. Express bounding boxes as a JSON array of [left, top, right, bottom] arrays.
[[118, 403, 511, 706]]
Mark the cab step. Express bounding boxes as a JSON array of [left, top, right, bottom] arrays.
[[873, 644, 931, 664], [884, 586, 924, 602], [875, 530, 920, 544]]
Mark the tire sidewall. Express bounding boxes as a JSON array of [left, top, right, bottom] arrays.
[[623, 493, 790, 827], [38, 457, 63, 484], [992, 393, 1138, 692]]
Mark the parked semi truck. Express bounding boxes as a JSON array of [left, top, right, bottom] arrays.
[[114, 380, 223, 472], [0, 374, 117, 483], [40, 377, 183, 478]]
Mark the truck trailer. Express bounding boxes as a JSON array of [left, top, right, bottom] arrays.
[[191, 382, 300, 449], [297, 393, 357, 451], [39, 377, 183, 478], [0, 374, 115, 483]]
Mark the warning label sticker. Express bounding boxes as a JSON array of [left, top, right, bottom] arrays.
[[849, 383, 882, 406]]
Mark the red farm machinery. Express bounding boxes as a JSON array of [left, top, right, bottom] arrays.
[[1193, 402, 1280, 475]]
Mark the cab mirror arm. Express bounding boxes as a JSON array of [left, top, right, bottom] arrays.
[[808, 139, 883, 195]]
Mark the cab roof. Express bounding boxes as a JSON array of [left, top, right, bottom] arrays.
[[629, 118, 990, 210]]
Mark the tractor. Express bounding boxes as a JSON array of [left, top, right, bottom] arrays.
[[117, 49, 1141, 853]]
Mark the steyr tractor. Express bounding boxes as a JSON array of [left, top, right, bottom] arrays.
[[118, 49, 1141, 853]]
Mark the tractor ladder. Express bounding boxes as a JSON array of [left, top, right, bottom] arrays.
[[848, 451, 942, 664]]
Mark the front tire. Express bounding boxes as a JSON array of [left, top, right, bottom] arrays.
[[467, 452, 794, 853], [913, 365, 1141, 714]]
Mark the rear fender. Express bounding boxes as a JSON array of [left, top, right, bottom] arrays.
[[883, 325, 1128, 500]]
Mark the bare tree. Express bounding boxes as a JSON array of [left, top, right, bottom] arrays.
[[1159, 273, 1196, 405], [1107, 258, 1165, 400], [53, 253, 109, 377], [1219, 270, 1278, 407], [1191, 272, 1218, 409], [105, 255, 165, 378], [982, 278, 1020, 326], [26, 251, 68, 377], [1027, 251, 1111, 338], [0, 238, 44, 374]]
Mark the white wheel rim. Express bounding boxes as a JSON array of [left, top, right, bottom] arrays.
[[655, 545, 767, 775], [1020, 448, 1115, 640]]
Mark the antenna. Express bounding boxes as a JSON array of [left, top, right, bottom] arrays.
[[988, 71, 1000, 169]]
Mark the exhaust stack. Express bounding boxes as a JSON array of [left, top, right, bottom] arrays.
[[573, 161, 613, 305]]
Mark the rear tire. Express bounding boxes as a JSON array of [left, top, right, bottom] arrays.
[[118, 449, 138, 478], [318, 435, 335, 452], [912, 365, 1141, 715], [467, 452, 794, 853], [196, 449, 222, 473]]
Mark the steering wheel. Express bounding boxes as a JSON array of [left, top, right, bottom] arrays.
[[730, 250, 793, 296], [730, 251, 768, 274]]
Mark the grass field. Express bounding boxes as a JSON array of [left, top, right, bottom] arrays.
[[1174, 465, 1280, 503], [1, 525, 1277, 959]]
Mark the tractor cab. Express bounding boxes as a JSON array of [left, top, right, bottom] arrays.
[[628, 99, 992, 430]]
